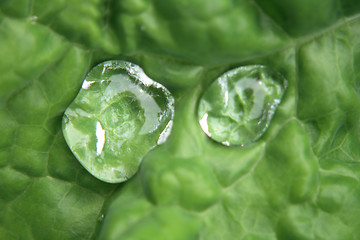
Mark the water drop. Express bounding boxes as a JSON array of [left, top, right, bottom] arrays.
[[98, 214, 105, 222], [28, 16, 38, 23], [62, 60, 174, 183], [198, 65, 287, 146]]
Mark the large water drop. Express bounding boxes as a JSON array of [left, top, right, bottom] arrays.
[[198, 65, 287, 146], [62, 60, 174, 183]]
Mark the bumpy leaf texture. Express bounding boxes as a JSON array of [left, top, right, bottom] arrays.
[[1, 0, 360, 239]]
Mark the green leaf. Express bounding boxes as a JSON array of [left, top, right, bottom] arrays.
[[0, 15, 116, 240], [1, 0, 360, 240]]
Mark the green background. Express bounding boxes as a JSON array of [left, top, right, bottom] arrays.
[[1, 0, 360, 239]]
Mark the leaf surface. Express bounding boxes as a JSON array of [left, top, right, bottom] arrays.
[[1, 1, 360, 239]]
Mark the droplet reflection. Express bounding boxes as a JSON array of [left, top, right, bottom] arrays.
[[62, 60, 175, 183], [198, 65, 287, 146]]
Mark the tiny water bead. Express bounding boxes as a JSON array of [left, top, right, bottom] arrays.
[[62, 60, 175, 183], [198, 65, 287, 146]]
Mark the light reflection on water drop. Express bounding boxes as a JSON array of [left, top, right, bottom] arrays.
[[95, 121, 105, 155]]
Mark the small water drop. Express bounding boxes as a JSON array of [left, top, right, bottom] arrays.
[[98, 214, 105, 222], [28, 16, 38, 23], [62, 60, 175, 183], [198, 65, 287, 146]]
